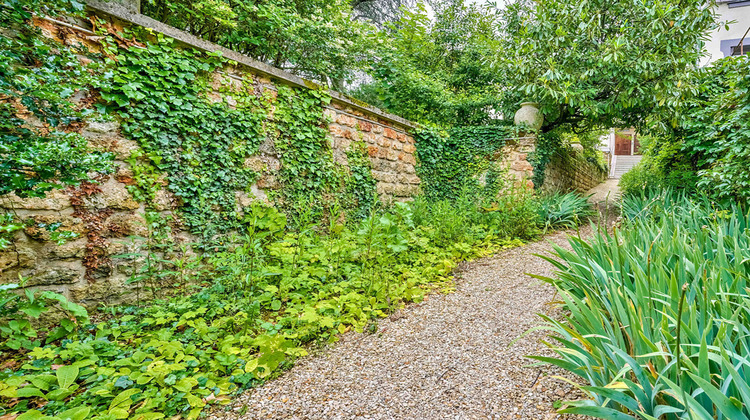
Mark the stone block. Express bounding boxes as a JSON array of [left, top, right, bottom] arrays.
[[333, 150, 348, 166], [377, 137, 391, 148], [400, 154, 417, 165], [357, 121, 372, 132], [257, 174, 280, 190], [107, 212, 147, 237], [334, 137, 351, 150], [405, 175, 421, 184], [25, 263, 84, 287], [81, 180, 140, 210], [392, 141, 403, 151], [86, 120, 120, 134], [258, 138, 276, 155], [0, 250, 19, 271], [402, 143, 417, 154], [69, 277, 128, 307], [367, 146, 379, 158], [511, 160, 533, 172], [362, 133, 377, 144], [23, 214, 85, 241], [376, 183, 396, 195], [323, 108, 337, 121], [0, 189, 71, 211], [386, 149, 399, 161], [244, 156, 267, 172], [336, 114, 357, 127], [152, 188, 179, 211], [384, 128, 397, 139], [44, 239, 87, 259], [372, 124, 384, 134]]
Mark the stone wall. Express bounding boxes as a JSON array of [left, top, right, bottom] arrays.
[[543, 147, 608, 193], [500, 135, 537, 189], [0, 6, 420, 306]]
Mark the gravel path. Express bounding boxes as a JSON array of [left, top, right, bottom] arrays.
[[215, 228, 592, 420]]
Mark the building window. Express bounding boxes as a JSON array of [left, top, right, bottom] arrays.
[[731, 44, 750, 55], [720, 38, 750, 57], [728, 1, 750, 8]]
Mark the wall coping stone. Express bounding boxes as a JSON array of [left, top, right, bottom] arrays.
[[85, 0, 418, 131]]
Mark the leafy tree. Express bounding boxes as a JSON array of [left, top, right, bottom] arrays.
[[628, 55, 750, 202], [495, 0, 719, 133], [142, 0, 381, 85], [679, 55, 750, 202], [351, 0, 438, 25], [354, 1, 503, 126]]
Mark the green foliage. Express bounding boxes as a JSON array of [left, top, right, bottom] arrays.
[[528, 130, 562, 188], [415, 125, 518, 200], [0, 283, 88, 351], [0, 213, 24, 251], [677, 56, 750, 203], [0, 0, 113, 199], [142, 0, 380, 85], [271, 85, 342, 221], [99, 34, 267, 239], [535, 192, 593, 233], [496, 0, 718, 133], [357, 2, 502, 126], [619, 135, 699, 196], [0, 194, 538, 418], [345, 142, 378, 220], [536, 191, 750, 418], [97, 28, 378, 235]]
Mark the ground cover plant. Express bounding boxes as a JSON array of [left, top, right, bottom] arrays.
[[0, 189, 550, 419], [536, 190, 750, 419]]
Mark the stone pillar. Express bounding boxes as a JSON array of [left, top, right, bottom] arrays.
[[504, 134, 536, 189], [510, 102, 543, 189]]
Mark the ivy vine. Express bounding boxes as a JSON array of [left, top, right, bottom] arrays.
[[527, 130, 562, 188], [0, 1, 113, 199], [415, 125, 518, 200], [99, 33, 268, 239]]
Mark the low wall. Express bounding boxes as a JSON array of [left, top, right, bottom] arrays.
[[0, 4, 420, 306], [543, 147, 608, 193]]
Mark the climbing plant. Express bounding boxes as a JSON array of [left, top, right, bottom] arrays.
[[528, 130, 562, 188], [271, 85, 340, 221], [345, 142, 378, 220], [98, 32, 269, 239], [415, 125, 518, 200], [0, 0, 113, 200]]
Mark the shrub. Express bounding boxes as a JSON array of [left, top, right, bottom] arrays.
[[536, 191, 750, 418], [619, 135, 699, 196], [634, 56, 750, 203]]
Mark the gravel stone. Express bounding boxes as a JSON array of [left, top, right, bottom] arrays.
[[214, 228, 593, 420]]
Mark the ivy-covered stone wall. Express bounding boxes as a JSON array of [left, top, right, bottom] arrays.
[[543, 147, 608, 193], [0, 8, 420, 306]]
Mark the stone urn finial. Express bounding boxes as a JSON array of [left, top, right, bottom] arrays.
[[514, 102, 543, 131]]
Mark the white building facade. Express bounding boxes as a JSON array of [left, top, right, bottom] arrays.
[[703, 0, 750, 64]]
